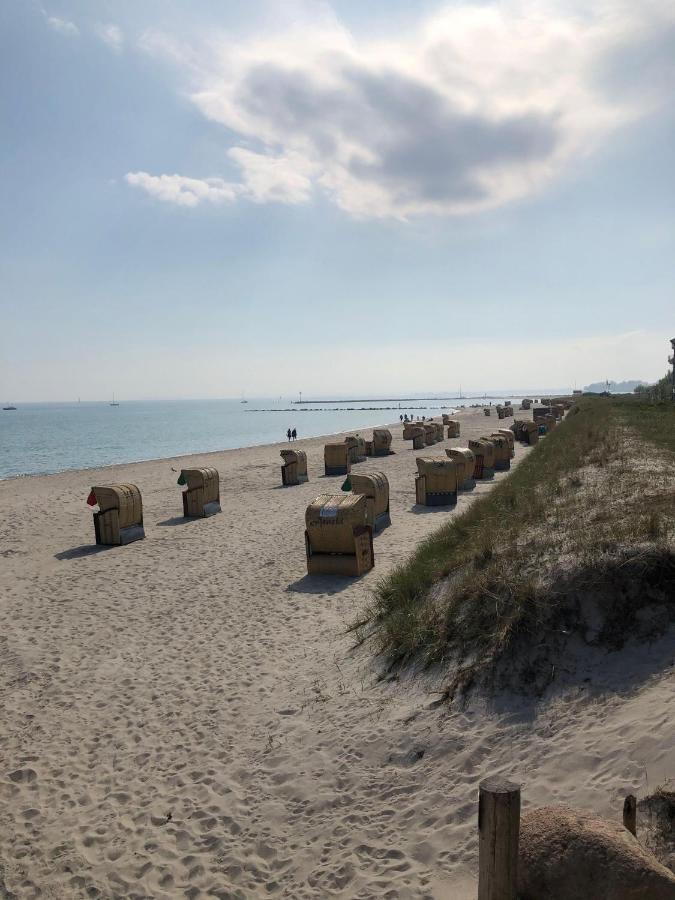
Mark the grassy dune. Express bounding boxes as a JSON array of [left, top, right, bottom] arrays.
[[617, 395, 675, 455], [359, 396, 675, 695]]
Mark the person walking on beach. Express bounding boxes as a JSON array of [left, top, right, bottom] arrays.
[[286, 428, 292, 441], [291, 428, 297, 441]]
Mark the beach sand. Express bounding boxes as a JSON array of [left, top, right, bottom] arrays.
[[1, 406, 673, 898]]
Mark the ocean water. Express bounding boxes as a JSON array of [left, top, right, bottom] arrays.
[[0, 396, 529, 479]]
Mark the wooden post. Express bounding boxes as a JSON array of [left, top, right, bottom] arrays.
[[623, 794, 637, 836], [478, 777, 521, 900]]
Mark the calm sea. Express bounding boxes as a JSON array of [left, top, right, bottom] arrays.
[[0, 396, 532, 479]]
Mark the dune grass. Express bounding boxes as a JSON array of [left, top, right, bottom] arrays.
[[359, 396, 675, 695], [613, 394, 675, 455]]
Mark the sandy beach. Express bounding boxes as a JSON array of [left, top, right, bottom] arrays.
[[1, 405, 673, 899]]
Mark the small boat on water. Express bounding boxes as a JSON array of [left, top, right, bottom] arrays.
[[110, 393, 119, 407], [3, 404, 17, 410]]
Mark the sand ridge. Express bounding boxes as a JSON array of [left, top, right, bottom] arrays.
[[1, 406, 673, 898]]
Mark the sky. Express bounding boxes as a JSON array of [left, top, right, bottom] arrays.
[[1, 0, 673, 401]]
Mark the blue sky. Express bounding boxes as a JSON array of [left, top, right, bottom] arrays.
[[1, 0, 673, 401]]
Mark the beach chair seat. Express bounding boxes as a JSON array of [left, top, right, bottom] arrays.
[[344, 435, 366, 464], [350, 471, 391, 533], [415, 457, 458, 506], [372, 429, 393, 456], [403, 424, 426, 449], [423, 423, 436, 445], [179, 467, 221, 517], [305, 493, 373, 575], [487, 434, 511, 471], [468, 439, 496, 479], [90, 483, 145, 545], [324, 443, 351, 476], [280, 449, 308, 486], [445, 448, 475, 490]]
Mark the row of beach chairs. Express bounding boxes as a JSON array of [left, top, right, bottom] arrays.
[[86, 467, 220, 546], [84, 425, 394, 546], [280, 428, 394, 485], [85, 406, 570, 569], [402, 418, 460, 449], [304, 404, 571, 575], [323, 428, 393, 476], [486, 404, 515, 419], [303, 429, 518, 575]]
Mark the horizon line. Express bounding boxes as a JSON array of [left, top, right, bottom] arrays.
[[4, 388, 582, 405]]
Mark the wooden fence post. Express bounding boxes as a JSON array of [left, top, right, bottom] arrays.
[[478, 776, 521, 900], [623, 794, 637, 836]]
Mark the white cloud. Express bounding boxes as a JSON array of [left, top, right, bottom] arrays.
[[135, 0, 675, 218], [124, 172, 239, 207], [125, 156, 313, 208], [46, 15, 79, 37], [227, 148, 314, 204], [95, 23, 124, 52]]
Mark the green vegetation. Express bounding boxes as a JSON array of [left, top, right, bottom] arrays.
[[359, 396, 675, 696], [620, 392, 675, 455], [634, 371, 674, 404]]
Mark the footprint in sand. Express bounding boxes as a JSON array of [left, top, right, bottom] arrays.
[[8, 768, 37, 784], [174, 830, 191, 850]]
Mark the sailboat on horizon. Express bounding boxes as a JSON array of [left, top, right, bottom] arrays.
[[110, 393, 119, 407]]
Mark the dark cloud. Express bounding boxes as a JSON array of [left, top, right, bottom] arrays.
[[345, 66, 558, 203], [237, 60, 559, 209]]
